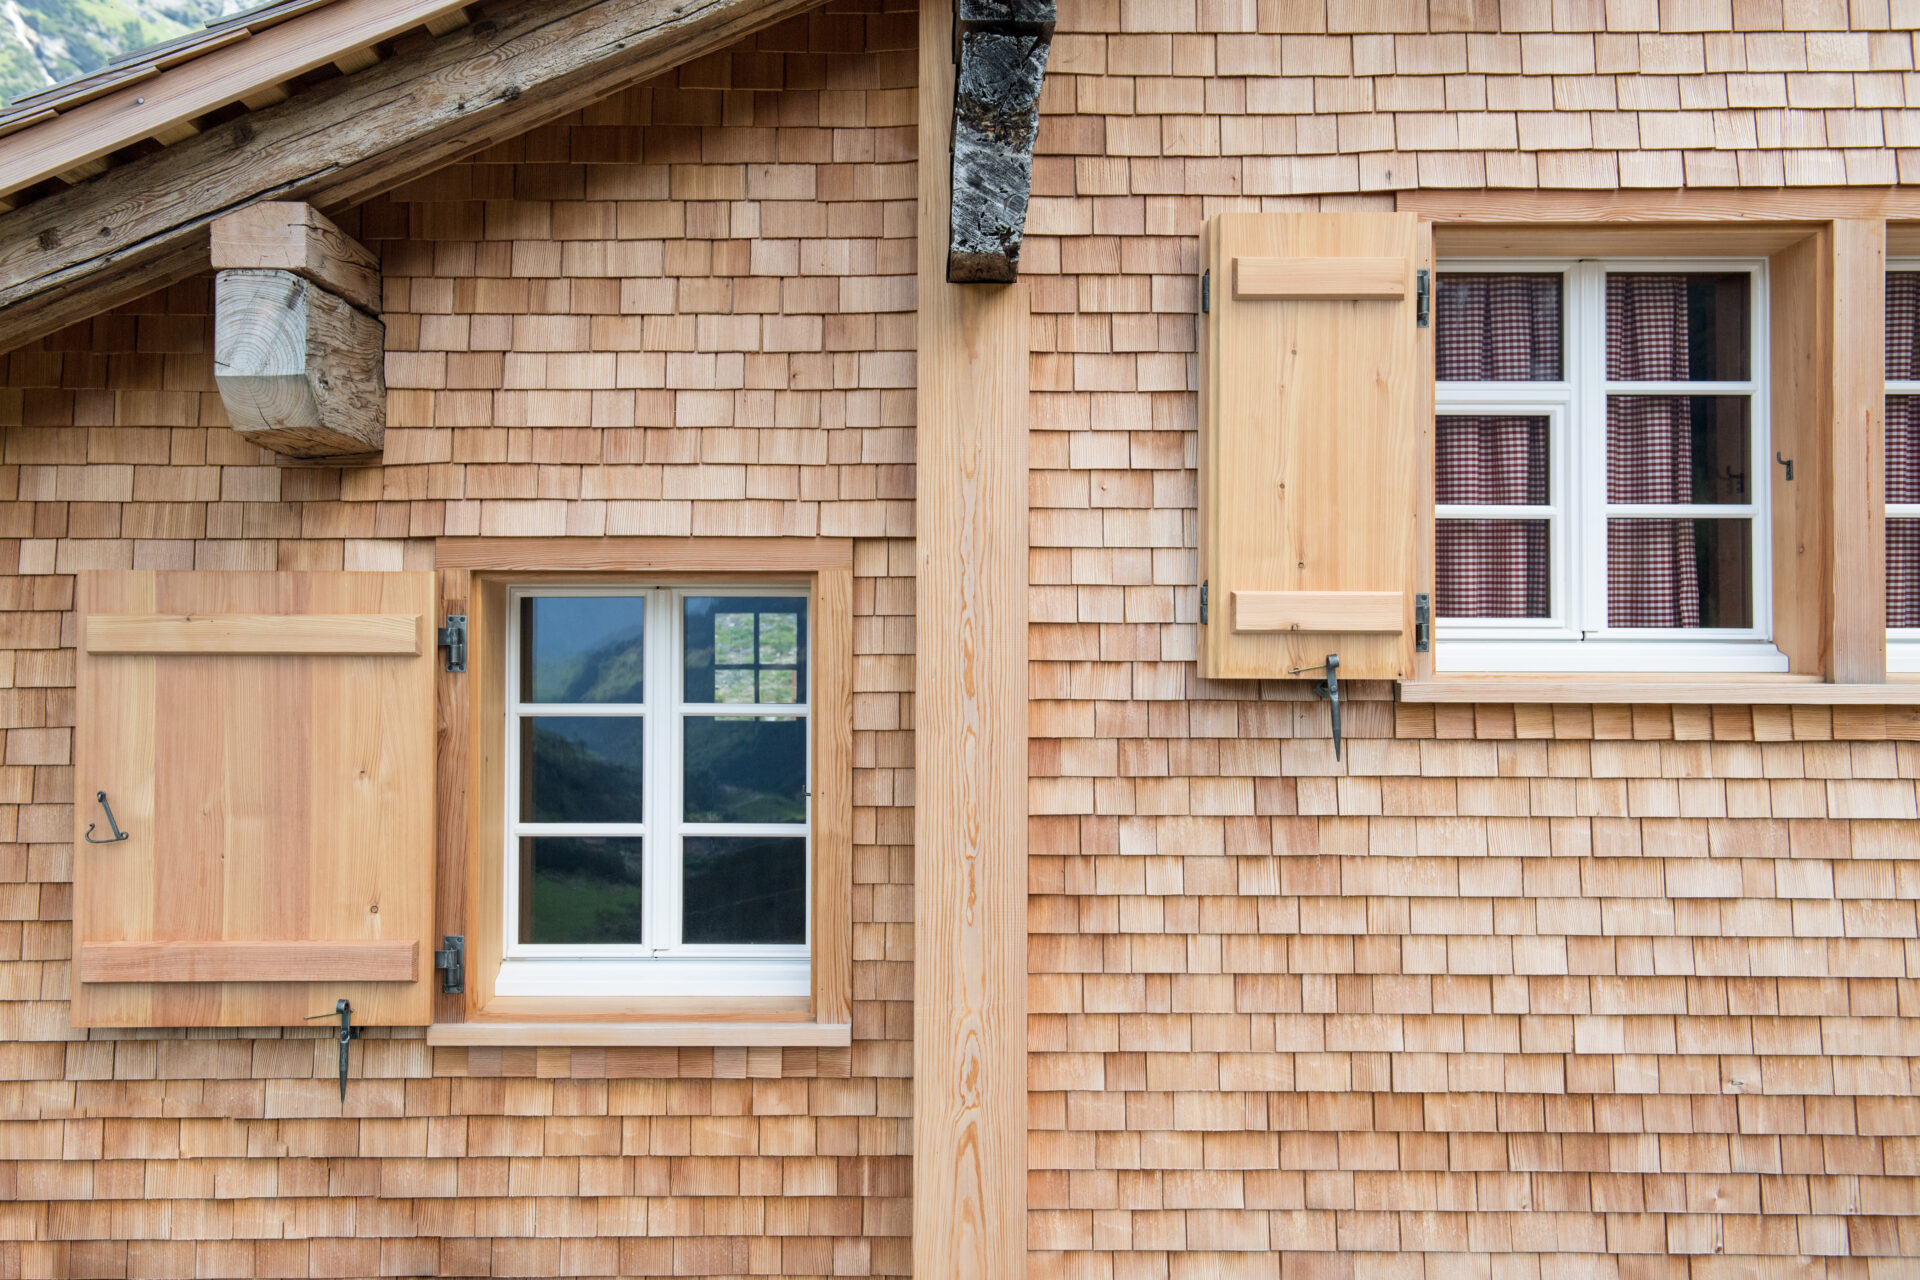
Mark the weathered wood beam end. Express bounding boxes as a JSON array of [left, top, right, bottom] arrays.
[[215, 270, 386, 458], [947, 0, 1053, 284], [211, 202, 383, 314]]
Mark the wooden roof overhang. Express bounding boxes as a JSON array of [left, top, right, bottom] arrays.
[[0, 0, 817, 355]]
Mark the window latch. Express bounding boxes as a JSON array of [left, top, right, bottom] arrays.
[[437, 615, 467, 673], [435, 936, 465, 994], [1415, 269, 1430, 328], [1415, 593, 1430, 653]]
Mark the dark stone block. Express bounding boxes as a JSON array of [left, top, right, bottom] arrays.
[[947, 29, 1051, 284]]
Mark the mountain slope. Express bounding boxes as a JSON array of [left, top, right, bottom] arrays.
[[0, 0, 245, 105]]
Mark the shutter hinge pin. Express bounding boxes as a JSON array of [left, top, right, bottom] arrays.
[[1416, 268, 1431, 328], [1199, 579, 1208, 625], [435, 936, 465, 994], [1201, 269, 1210, 314], [437, 615, 467, 673], [1415, 592, 1431, 653]]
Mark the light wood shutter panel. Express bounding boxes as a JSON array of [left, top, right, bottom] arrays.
[[73, 571, 437, 1027], [1200, 212, 1433, 680]]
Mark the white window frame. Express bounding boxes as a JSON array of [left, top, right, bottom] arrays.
[[1887, 258, 1920, 673], [496, 583, 811, 1000], [1435, 257, 1786, 674]]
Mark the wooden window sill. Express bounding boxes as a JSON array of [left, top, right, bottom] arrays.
[[1398, 677, 1920, 705], [425, 1021, 852, 1048]]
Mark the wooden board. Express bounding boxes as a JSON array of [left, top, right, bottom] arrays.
[[1232, 590, 1403, 633], [73, 571, 437, 1027], [1234, 255, 1406, 301], [436, 536, 852, 572], [915, 0, 1029, 1274], [1768, 231, 1833, 677], [426, 1021, 852, 1047], [1829, 219, 1887, 683], [1401, 187, 1920, 224], [810, 565, 853, 1027], [1397, 678, 1920, 705], [77, 940, 417, 983], [1201, 212, 1430, 680], [210, 202, 381, 313], [85, 612, 420, 655]]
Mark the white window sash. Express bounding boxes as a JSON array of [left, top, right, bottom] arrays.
[[1886, 258, 1920, 655]]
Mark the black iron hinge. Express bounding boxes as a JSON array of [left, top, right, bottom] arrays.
[[434, 936, 465, 994], [437, 615, 467, 673], [1416, 268, 1431, 328], [1415, 592, 1431, 653], [1200, 580, 1208, 625], [1201, 269, 1209, 314]]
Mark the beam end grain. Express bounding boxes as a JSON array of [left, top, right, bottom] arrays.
[[215, 269, 386, 457]]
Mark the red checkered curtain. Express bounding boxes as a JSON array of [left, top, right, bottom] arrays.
[[1433, 273, 1560, 618], [1605, 274, 1699, 627], [1887, 272, 1920, 626]]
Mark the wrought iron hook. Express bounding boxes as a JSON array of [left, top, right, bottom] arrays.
[[304, 999, 359, 1101], [1776, 452, 1794, 481], [1292, 653, 1343, 762], [84, 791, 129, 844]]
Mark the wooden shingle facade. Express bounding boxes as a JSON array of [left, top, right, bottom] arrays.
[[2, 0, 1919, 1275]]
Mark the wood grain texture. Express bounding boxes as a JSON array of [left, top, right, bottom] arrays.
[[433, 568, 471, 1025], [1401, 187, 1920, 223], [1829, 218, 1887, 683], [1435, 224, 1818, 258], [1233, 255, 1406, 300], [915, 0, 1029, 1274], [78, 940, 418, 983], [0, 0, 823, 354], [436, 536, 852, 572], [425, 1020, 852, 1047], [811, 565, 853, 1026], [85, 611, 421, 655], [214, 269, 387, 457], [74, 571, 437, 1027], [1232, 590, 1404, 633], [1201, 212, 1429, 680], [1769, 231, 1832, 677], [1394, 677, 1920, 704], [210, 201, 381, 314]]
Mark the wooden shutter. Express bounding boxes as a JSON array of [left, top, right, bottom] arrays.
[[73, 571, 437, 1027], [1200, 212, 1433, 680]]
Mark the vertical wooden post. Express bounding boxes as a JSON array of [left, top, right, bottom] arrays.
[[914, 0, 1030, 1272], [1829, 218, 1887, 683]]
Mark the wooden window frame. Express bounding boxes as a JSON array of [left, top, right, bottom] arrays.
[[1398, 193, 1915, 702], [427, 537, 853, 1047]]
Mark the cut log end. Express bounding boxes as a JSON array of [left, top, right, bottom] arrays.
[[215, 269, 386, 458]]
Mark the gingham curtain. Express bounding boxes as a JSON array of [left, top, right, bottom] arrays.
[[1605, 274, 1699, 627], [1887, 272, 1920, 626], [1433, 273, 1560, 618]]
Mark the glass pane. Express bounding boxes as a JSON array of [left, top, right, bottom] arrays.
[[1605, 272, 1749, 381], [682, 835, 806, 945], [1606, 396, 1751, 504], [1434, 273, 1563, 381], [1888, 271, 1920, 381], [1435, 519, 1550, 619], [1891, 519, 1920, 627], [1436, 415, 1549, 505], [685, 596, 808, 705], [1890, 395, 1920, 504], [522, 717, 645, 823], [1607, 519, 1751, 628], [520, 596, 645, 704], [683, 716, 807, 824], [520, 836, 645, 944]]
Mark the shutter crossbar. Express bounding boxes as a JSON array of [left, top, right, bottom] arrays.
[[85, 612, 422, 655], [79, 940, 419, 983]]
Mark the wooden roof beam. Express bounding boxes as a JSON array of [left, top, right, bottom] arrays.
[[0, 0, 818, 354]]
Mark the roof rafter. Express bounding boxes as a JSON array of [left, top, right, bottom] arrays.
[[0, 0, 819, 354]]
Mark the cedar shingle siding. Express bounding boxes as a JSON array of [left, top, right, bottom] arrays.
[[2, 0, 1919, 1274]]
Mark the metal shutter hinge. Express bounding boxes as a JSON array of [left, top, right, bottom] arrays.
[[1200, 580, 1208, 624], [437, 615, 467, 673], [1415, 592, 1430, 653], [1416, 269, 1431, 328], [1201, 269, 1210, 314], [435, 936, 465, 994]]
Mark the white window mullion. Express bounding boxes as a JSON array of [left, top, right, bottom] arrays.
[[650, 586, 679, 954]]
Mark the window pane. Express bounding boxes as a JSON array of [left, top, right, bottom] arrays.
[[1435, 519, 1550, 618], [1436, 415, 1549, 504], [1888, 271, 1920, 380], [523, 717, 645, 823], [682, 835, 806, 945], [1435, 273, 1563, 381], [1607, 519, 1751, 628], [520, 596, 645, 704], [1892, 519, 1920, 627], [685, 596, 808, 705], [1606, 396, 1751, 504], [1890, 395, 1920, 504], [520, 836, 645, 944], [683, 716, 807, 824], [1605, 273, 1750, 381]]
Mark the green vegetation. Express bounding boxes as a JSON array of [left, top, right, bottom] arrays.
[[1, 0, 245, 107]]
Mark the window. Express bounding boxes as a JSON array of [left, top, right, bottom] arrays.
[[1888, 262, 1920, 671], [1434, 259, 1782, 673], [499, 584, 812, 999]]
